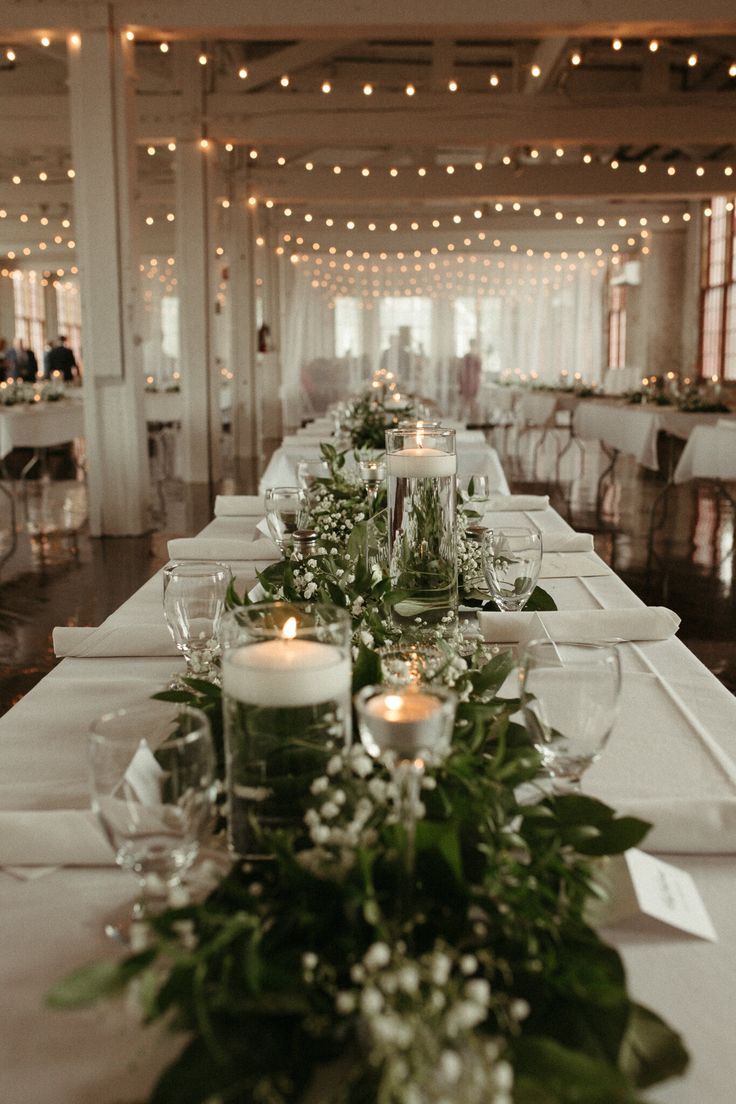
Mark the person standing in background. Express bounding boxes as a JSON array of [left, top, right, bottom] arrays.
[[6, 337, 38, 382], [46, 335, 79, 383], [459, 338, 482, 424]]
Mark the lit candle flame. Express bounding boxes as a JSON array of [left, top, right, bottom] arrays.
[[416, 427, 424, 448], [384, 694, 403, 712], [282, 616, 298, 641]]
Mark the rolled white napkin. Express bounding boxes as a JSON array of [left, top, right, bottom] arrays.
[[214, 495, 266, 517], [614, 797, 736, 854], [478, 607, 680, 644], [53, 624, 178, 658], [481, 494, 550, 511], [167, 537, 280, 561], [0, 809, 113, 866], [716, 418, 736, 431]]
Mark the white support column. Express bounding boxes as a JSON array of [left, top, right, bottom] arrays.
[[631, 229, 689, 379], [227, 201, 259, 463], [260, 215, 283, 444], [174, 44, 221, 487], [67, 21, 151, 536]]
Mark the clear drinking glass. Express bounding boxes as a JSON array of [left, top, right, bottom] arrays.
[[481, 526, 542, 611], [519, 640, 622, 792], [89, 701, 216, 930], [296, 458, 330, 494], [264, 486, 308, 552], [461, 473, 491, 506], [163, 560, 232, 672]]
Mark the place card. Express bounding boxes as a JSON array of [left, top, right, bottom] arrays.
[[592, 848, 717, 941]]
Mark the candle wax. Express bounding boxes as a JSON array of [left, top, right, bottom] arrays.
[[223, 639, 350, 707]]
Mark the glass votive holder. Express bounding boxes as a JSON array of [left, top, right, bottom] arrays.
[[264, 485, 309, 554], [358, 457, 386, 502], [218, 602, 352, 858], [353, 683, 457, 769]]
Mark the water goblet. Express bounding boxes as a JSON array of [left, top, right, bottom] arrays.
[[462, 473, 491, 507], [519, 640, 622, 793], [481, 526, 542, 611], [163, 560, 232, 673], [89, 701, 216, 937], [296, 458, 331, 496], [354, 684, 456, 909], [264, 485, 309, 553]]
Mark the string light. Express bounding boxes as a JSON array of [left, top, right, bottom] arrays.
[[448, 78, 458, 92], [649, 39, 659, 52], [6, 48, 15, 61], [583, 153, 592, 164], [11, 175, 20, 184], [696, 165, 705, 176], [125, 30, 135, 41], [530, 65, 541, 78], [570, 51, 581, 66], [159, 42, 169, 53], [225, 142, 234, 152], [198, 53, 207, 66], [38, 171, 47, 181], [200, 138, 209, 150], [405, 82, 416, 96], [610, 159, 619, 170], [305, 161, 314, 171], [238, 66, 248, 79], [321, 79, 331, 93], [363, 82, 373, 95], [280, 74, 290, 87], [612, 38, 622, 51], [40, 35, 50, 47], [730, 62, 736, 77], [489, 73, 500, 86], [69, 33, 81, 47], [555, 147, 564, 157], [687, 53, 698, 67], [249, 148, 258, 159], [147, 145, 156, 155], [667, 165, 676, 175]]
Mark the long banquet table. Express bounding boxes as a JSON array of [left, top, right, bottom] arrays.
[[2, 434, 736, 1103], [0, 398, 85, 461]]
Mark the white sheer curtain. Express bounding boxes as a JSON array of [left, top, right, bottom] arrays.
[[280, 252, 606, 424]]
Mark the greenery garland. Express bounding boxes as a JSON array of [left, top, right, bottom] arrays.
[[48, 434, 688, 1104]]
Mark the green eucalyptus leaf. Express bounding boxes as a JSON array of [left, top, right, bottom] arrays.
[[47, 949, 156, 1008]]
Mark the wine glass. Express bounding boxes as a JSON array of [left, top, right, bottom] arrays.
[[89, 701, 216, 937], [163, 561, 232, 672], [481, 526, 542, 611], [519, 640, 622, 793], [461, 473, 491, 508], [354, 684, 456, 912], [296, 458, 330, 496], [264, 486, 308, 553]]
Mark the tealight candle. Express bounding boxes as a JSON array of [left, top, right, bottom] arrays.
[[361, 689, 450, 761]]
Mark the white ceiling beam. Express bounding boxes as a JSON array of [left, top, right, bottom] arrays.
[[203, 91, 736, 146], [236, 40, 350, 92], [522, 37, 568, 93]]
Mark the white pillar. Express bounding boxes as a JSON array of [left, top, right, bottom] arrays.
[[259, 216, 283, 444], [174, 45, 221, 487], [227, 202, 259, 463], [630, 229, 688, 379], [68, 22, 151, 536]]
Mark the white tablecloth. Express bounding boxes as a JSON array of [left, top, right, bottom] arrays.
[[3, 435, 736, 1102], [144, 391, 181, 423], [574, 402, 736, 471], [260, 439, 510, 495], [0, 400, 85, 460], [674, 424, 736, 483]]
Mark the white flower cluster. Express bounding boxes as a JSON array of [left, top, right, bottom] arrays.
[[331, 941, 518, 1104]]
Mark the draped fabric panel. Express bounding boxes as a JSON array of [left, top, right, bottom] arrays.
[[279, 254, 606, 425]]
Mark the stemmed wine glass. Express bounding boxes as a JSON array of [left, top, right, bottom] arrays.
[[89, 700, 216, 939], [354, 684, 456, 916], [296, 458, 330, 496], [519, 640, 622, 793], [163, 561, 232, 673], [481, 526, 542, 611], [358, 457, 386, 508], [264, 486, 308, 553]]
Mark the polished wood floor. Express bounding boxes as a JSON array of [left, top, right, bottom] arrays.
[[0, 429, 733, 716]]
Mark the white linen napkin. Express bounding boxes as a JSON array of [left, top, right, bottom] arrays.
[[480, 494, 550, 511], [478, 607, 680, 644], [214, 495, 266, 517], [53, 625, 179, 658], [716, 418, 736, 431], [167, 537, 280, 561], [0, 809, 113, 868], [613, 797, 736, 854], [540, 533, 595, 553]]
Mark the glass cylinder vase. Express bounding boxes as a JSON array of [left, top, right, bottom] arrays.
[[218, 602, 352, 858], [385, 425, 458, 632]]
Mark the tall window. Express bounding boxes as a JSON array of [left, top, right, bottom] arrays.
[[607, 284, 627, 368], [12, 271, 45, 361], [55, 281, 82, 364], [378, 297, 432, 358], [700, 195, 736, 380]]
